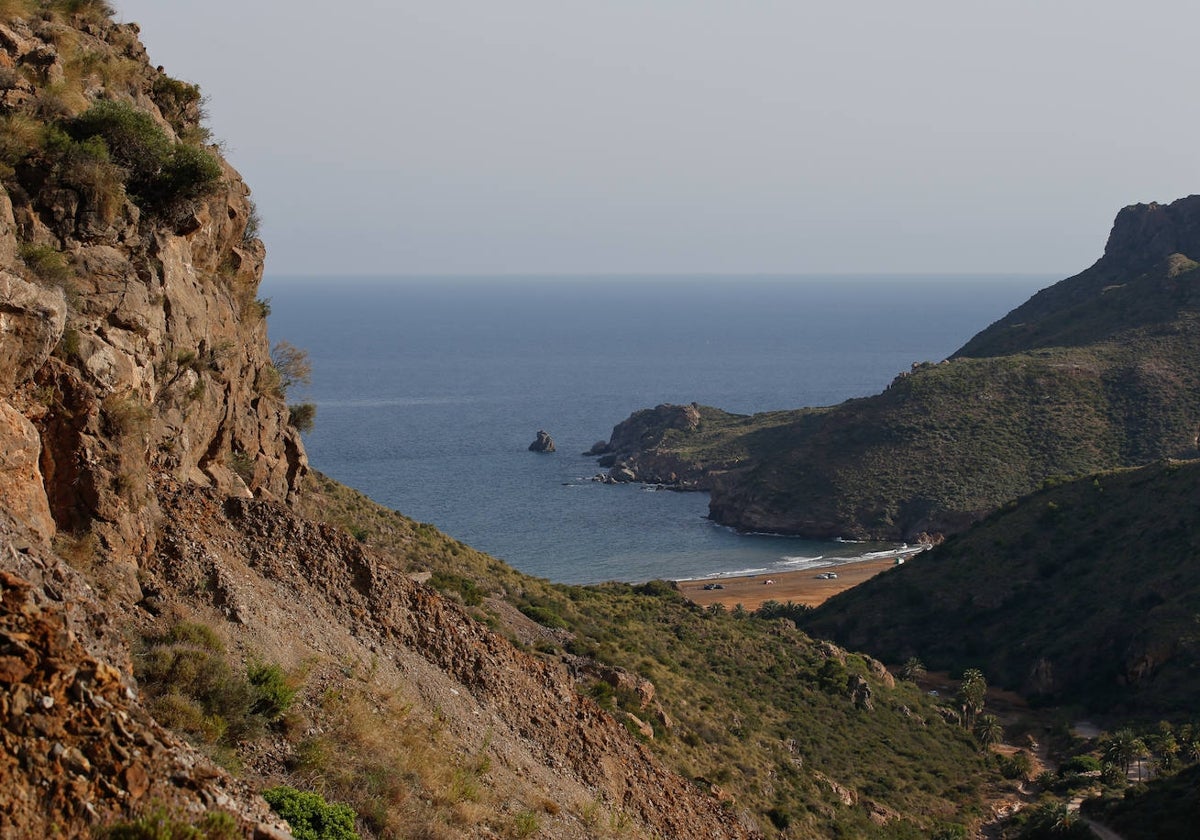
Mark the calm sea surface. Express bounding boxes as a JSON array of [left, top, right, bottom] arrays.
[[260, 275, 1051, 584]]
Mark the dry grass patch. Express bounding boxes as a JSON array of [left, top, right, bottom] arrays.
[[288, 685, 500, 839]]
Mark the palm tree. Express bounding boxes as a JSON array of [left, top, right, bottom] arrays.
[[900, 657, 926, 683], [956, 668, 987, 728], [974, 714, 1004, 750], [1103, 728, 1149, 780]]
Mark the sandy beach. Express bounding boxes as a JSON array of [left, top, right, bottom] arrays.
[[676, 556, 902, 611]]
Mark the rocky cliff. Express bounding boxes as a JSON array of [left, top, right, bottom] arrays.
[[592, 196, 1200, 540], [0, 6, 305, 574], [956, 196, 1200, 357]]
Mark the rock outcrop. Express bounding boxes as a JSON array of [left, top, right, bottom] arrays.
[[528, 429, 555, 452], [0, 8, 310, 834], [957, 195, 1200, 357]]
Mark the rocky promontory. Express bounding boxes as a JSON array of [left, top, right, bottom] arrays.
[[591, 196, 1200, 539]]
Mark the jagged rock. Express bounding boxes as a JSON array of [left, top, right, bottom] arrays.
[[814, 771, 857, 806], [603, 403, 702, 455], [863, 655, 895, 689], [1026, 657, 1055, 696], [817, 640, 847, 664], [610, 465, 637, 483], [0, 273, 66, 396], [583, 439, 610, 456], [847, 674, 873, 710], [528, 429, 555, 453], [625, 712, 654, 740], [0, 404, 55, 544], [0, 532, 283, 837]]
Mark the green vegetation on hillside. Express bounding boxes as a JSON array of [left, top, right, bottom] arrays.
[[801, 459, 1200, 717], [134, 621, 295, 762], [610, 323, 1200, 540], [300, 473, 1000, 838]]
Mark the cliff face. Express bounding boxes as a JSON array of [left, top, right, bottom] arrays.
[[0, 10, 305, 588], [0, 7, 307, 835], [956, 194, 1200, 357], [592, 196, 1200, 540], [1, 11, 304, 556]]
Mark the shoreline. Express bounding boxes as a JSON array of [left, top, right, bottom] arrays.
[[675, 555, 904, 610]]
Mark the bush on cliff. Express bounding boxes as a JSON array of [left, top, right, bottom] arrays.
[[135, 622, 295, 754], [262, 787, 359, 840], [68, 99, 221, 215]]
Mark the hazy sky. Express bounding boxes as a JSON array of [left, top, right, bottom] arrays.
[[113, 1, 1199, 277]]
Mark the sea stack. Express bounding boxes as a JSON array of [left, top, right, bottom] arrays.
[[529, 430, 556, 453]]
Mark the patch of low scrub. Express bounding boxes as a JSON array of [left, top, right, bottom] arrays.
[[135, 621, 295, 754], [101, 806, 239, 840]]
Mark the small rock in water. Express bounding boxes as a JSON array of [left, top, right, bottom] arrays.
[[528, 430, 556, 453]]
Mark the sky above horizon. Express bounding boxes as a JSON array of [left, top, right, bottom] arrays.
[[113, 1, 1198, 278]]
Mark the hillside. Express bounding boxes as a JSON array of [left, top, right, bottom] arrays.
[[0, 4, 1003, 838], [801, 459, 1200, 717], [591, 197, 1200, 539]]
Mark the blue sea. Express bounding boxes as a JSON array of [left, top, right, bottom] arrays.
[[260, 275, 1051, 584]]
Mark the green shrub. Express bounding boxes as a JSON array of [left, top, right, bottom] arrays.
[[262, 786, 360, 840], [229, 450, 255, 484], [69, 100, 170, 183], [152, 75, 203, 134], [247, 661, 295, 722], [519, 604, 567, 629], [158, 142, 222, 204], [62, 145, 126, 220], [136, 622, 294, 749], [429, 571, 485, 606], [68, 99, 220, 214], [997, 750, 1034, 781], [1061, 754, 1102, 774], [510, 809, 540, 838], [271, 341, 312, 396]]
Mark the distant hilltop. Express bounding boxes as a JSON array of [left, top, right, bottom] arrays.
[[592, 195, 1200, 540]]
